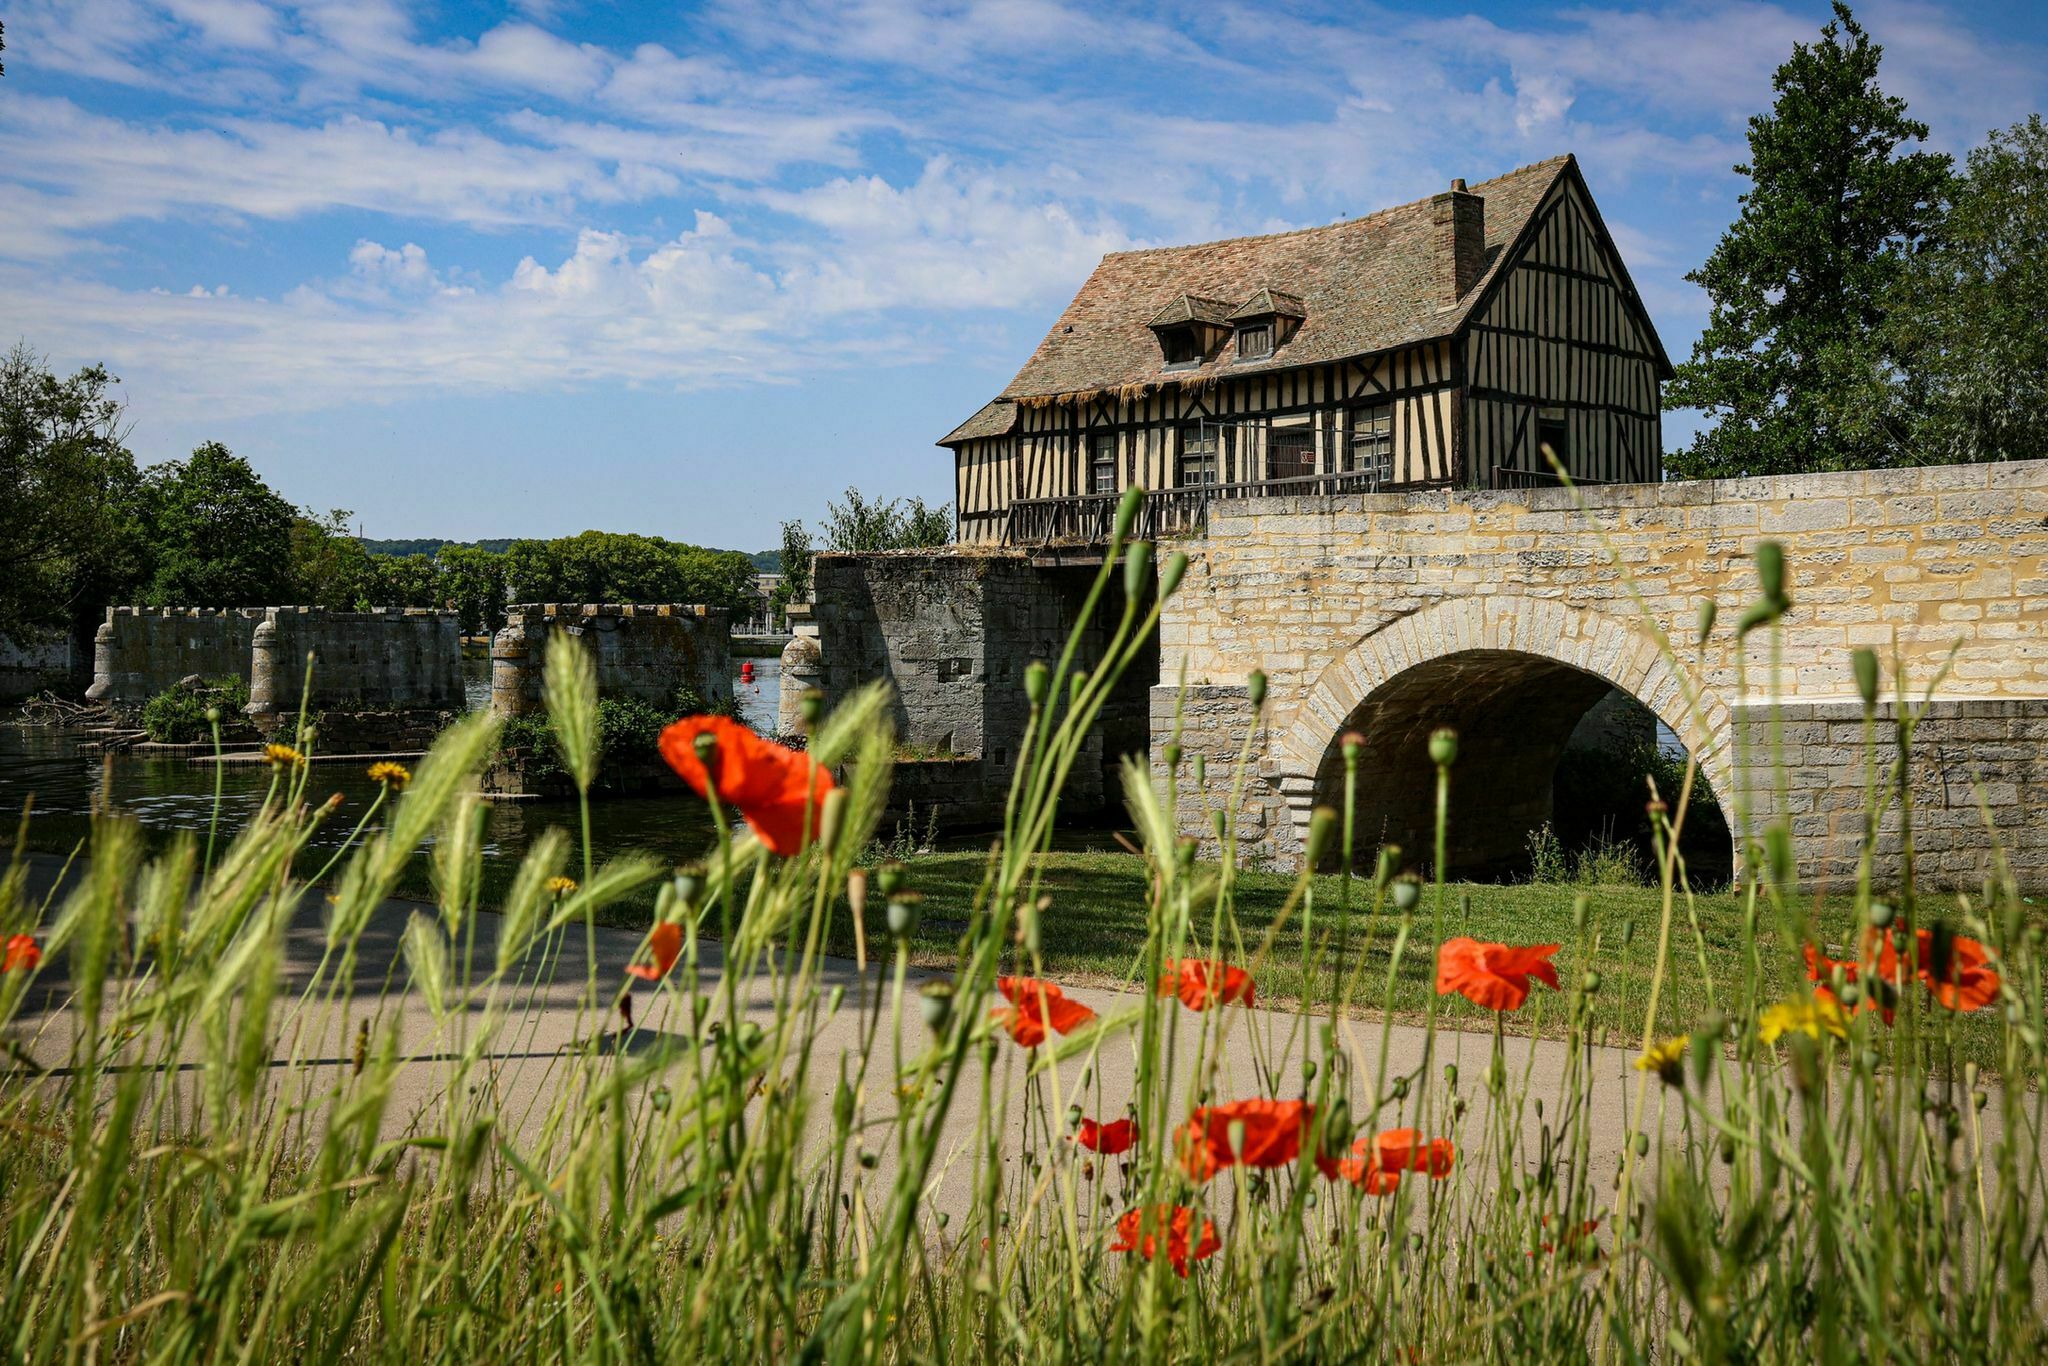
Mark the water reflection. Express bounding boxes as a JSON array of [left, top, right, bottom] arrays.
[[1, 656, 785, 875]]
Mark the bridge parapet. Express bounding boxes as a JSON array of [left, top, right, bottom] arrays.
[[1155, 459, 2048, 888]]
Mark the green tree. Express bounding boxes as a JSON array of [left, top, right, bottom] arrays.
[[290, 507, 380, 607], [1886, 115, 2048, 464], [438, 545, 508, 636], [674, 546, 759, 613], [503, 531, 755, 613], [144, 442, 298, 606], [0, 344, 149, 638], [817, 487, 954, 552], [1665, 3, 1952, 478], [774, 517, 814, 621]]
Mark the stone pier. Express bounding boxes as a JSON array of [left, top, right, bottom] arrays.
[[488, 603, 732, 718]]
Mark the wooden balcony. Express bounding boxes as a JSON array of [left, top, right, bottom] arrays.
[[1000, 471, 1428, 549], [1001, 466, 1609, 550]]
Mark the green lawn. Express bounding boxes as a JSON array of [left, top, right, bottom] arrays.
[[830, 849, 2012, 1064]]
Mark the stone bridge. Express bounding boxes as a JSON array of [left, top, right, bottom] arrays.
[[1153, 460, 2048, 889]]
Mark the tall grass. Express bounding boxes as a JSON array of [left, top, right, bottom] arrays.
[[1, 483, 2043, 1360]]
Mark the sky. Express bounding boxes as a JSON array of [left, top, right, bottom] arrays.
[[3, 1, 2045, 550]]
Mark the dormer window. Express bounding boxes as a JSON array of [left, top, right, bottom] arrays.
[[1226, 287, 1306, 364], [1160, 326, 1203, 367], [1147, 293, 1234, 368]]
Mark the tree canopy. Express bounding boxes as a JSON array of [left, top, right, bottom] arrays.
[[1666, 3, 1952, 478], [143, 442, 299, 607]]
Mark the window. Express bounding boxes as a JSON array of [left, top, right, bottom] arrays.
[[1536, 411, 1569, 469], [1346, 404, 1394, 484], [1090, 432, 1118, 494], [1179, 426, 1218, 485], [1160, 326, 1203, 367], [1236, 323, 1273, 359], [1268, 424, 1316, 481]]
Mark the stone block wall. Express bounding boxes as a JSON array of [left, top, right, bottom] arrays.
[[0, 627, 74, 701], [1735, 700, 2048, 891], [1151, 458, 2048, 888], [249, 608, 463, 719], [808, 549, 1157, 824], [86, 608, 263, 707], [489, 603, 732, 717]]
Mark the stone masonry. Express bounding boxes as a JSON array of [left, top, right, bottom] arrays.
[[87, 608, 264, 707], [806, 550, 1154, 825], [1152, 459, 2048, 888], [489, 603, 732, 717], [247, 608, 463, 723]]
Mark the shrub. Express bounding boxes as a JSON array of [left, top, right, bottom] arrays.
[[137, 675, 249, 743]]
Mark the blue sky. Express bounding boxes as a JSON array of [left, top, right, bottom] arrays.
[[4, 0, 2044, 549]]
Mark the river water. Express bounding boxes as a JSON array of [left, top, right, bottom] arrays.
[[1, 657, 783, 873]]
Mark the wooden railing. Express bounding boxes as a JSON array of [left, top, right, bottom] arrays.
[[1003, 471, 1440, 547]]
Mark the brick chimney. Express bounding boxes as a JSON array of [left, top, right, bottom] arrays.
[[1430, 178, 1486, 307]]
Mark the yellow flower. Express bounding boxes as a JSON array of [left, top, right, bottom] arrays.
[[1633, 1035, 1688, 1087], [1758, 995, 1849, 1045], [546, 876, 578, 896], [367, 760, 412, 790], [263, 743, 305, 770]]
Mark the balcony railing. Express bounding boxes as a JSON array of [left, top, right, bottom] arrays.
[[1488, 465, 1608, 491], [1003, 471, 1431, 547]]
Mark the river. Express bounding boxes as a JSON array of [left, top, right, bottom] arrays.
[[0, 657, 783, 874]]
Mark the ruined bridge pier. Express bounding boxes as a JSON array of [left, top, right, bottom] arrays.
[[1156, 460, 2048, 889]]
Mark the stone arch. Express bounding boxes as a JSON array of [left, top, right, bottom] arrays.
[[1272, 597, 1734, 875]]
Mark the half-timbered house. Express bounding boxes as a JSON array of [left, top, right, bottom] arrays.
[[940, 155, 1671, 545]]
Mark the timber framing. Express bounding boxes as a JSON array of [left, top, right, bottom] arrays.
[[941, 154, 1672, 544]]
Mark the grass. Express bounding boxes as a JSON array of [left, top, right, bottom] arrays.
[[2, 489, 2044, 1359]]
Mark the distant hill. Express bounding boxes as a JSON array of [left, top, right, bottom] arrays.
[[360, 538, 779, 570]]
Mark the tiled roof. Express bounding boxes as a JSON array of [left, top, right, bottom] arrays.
[[993, 156, 1572, 404], [1228, 287, 1306, 321], [939, 399, 1018, 444], [1146, 293, 1236, 328]]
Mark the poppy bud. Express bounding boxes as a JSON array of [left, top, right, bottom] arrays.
[[1113, 484, 1145, 541], [876, 861, 906, 897], [1444, 1062, 1458, 1088], [1754, 540, 1786, 603], [1066, 1104, 1082, 1130], [1695, 598, 1717, 646], [1581, 971, 1601, 994], [694, 730, 718, 764], [1301, 1057, 1317, 1082], [1428, 727, 1459, 768], [1766, 823, 1795, 888], [917, 980, 953, 1031], [205, 706, 220, 724], [1163, 742, 1182, 769], [1175, 836, 1198, 871], [1161, 550, 1189, 597], [1868, 900, 1894, 929], [1342, 731, 1365, 761], [1852, 647, 1879, 708], [1192, 754, 1206, 785], [834, 1080, 855, 1136], [1024, 660, 1050, 707], [1247, 669, 1267, 708], [674, 865, 705, 906], [1124, 540, 1152, 600], [1572, 894, 1589, 931], [1632, 1133, 1650, 1158], [1306, 806, 1337, 866], [800, 688, 825, 727], [1212, 810, 1228, 842], [1391, 1076, 1409, 1101], [1719, 1136, 1737, 1165], [886, 891, 922, 938], [859, 1150, 877, 1170], [1375, 845, 1400, 888], [1391, 875, 1422, 913]]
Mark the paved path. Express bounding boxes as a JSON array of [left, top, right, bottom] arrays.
[[7, 854, 2022, 1227]]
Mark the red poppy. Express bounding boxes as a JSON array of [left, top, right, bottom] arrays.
[[1076, 1117, 1137, 1155], [626, 921, 683, 981], [992, 976, 1096, 1048], [1156, 959, 1255, 1010], [658, 716, 835, 857], [1178, 1098, 1315, 1181], [1110, 1204, 1220, 1277], [1333, 1128, 1455, 1192], [1435, 937, 1561, 1011], [2, 935, 38, 972], [1534, 1216, 1603, 1258], [1805, 942, 1894, 1023], [1879, 929, 2001, 1012]]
